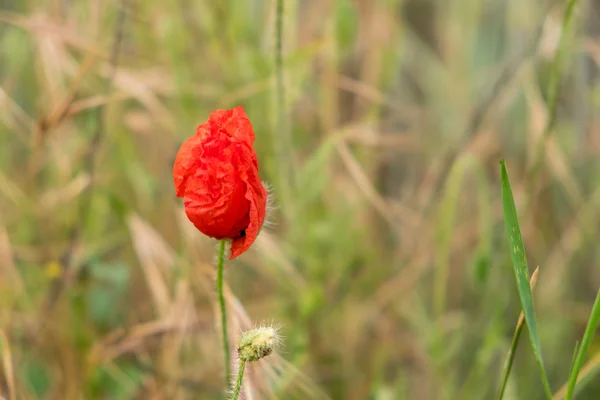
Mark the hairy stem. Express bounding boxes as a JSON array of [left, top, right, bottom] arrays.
[[274, 0, 294, 218], [230, 360, 246, 400], [216, 240, 230, 388]]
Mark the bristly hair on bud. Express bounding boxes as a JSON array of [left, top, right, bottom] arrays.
[[237, 325, 282, 363]]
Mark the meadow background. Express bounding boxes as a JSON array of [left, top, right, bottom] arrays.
[[1, 0, 600, 399]]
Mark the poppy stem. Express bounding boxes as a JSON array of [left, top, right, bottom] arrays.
[[216, 239, 231, 388], [273, 0, 295, 218], [230, 360, 246, 400]]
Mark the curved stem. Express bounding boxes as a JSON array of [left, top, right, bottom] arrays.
[[216, 240, 230, 387], [231, 360, 246, 400]]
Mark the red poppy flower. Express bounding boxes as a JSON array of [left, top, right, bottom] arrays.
[[173, 106, 268, 259]]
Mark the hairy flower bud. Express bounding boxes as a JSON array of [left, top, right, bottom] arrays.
[[237, 326, 281, 363]]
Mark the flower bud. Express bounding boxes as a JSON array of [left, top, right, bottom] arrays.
[[237, 326, 281, 362]]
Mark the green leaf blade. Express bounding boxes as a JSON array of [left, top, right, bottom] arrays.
[[564, 288, 600, 400], [500, 159, 552, 399]]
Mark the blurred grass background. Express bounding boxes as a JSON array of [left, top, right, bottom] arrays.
[[1, 0, 600, 399]]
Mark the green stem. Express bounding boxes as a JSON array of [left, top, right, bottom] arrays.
[[274, 0, 294, 218], [230, 360, 246, 400], [275, 0, 284, 128], [216, 240, 230, 388]]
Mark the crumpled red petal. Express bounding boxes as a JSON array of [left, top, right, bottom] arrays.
[[229, 147, 268, 259], [205, 106, 255, 145], [182, 144, 250, 239], [173, 134, 205, 197]]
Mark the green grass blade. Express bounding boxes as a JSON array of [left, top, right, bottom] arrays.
[[496, 267, 540, 400], [564, 288, 600, 400], [553, 352, 600, 400], [500, 160, 552, 399], [569, 341, 581, 378]]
